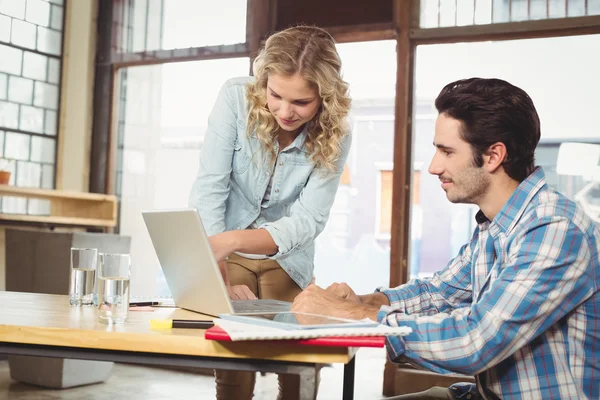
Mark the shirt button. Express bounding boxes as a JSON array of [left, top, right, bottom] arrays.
[[279, 162, 284, 166], [236, 226, 241, 230], [274, 189, 279, 193]]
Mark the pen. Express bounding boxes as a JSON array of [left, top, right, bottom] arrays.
[[150, 319, 214, 329], [130, 301, 161, 307]]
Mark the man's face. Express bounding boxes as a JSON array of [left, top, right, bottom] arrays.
[[428, 113, 491, 205]]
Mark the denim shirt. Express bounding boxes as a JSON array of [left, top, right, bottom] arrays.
[[189, 77, 352, 288]]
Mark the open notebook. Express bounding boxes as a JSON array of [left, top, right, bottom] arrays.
[[211, 319, 412, 341]]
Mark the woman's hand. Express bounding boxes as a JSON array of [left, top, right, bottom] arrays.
[[209, 232, 238, 263], [228, 285, 257, 300]]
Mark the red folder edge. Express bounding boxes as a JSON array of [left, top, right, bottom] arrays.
[[205, 325, 385, 348]]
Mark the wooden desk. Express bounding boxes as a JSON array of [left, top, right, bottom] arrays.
[[0, 292, 359, 399]]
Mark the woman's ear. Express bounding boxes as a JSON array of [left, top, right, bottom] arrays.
[[483, 142, 507, 173]]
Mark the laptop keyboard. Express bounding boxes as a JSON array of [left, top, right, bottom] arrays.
[[231, 299, 291, 313]]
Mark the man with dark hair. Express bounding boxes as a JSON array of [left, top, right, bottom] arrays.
[[292, 78, 600, 399]]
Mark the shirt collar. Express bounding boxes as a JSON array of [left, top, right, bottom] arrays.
[[287, 124, 309, 152], [475, 166, 547, 233]]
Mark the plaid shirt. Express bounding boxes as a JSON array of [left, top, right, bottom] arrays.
[[377, 167, 600, 400]]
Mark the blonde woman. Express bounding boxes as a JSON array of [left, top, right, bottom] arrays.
[[189, 25, 352, 399]]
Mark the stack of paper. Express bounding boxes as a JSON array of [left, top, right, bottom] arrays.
[[212, 319, 412, 341]]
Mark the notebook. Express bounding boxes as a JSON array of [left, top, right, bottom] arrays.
[[205, 325, 387, 348], [211, 319, 412, 341]]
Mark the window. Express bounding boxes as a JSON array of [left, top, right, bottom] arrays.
[[410, 34, 600, 279], [312, 41, 397, 295], [0, 0, 64, 215], [420, 0, 600, 28], [117, 0, 247, 53], [116, 58, 250, 297]]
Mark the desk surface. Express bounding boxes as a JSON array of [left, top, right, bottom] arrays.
[[0, 291, 355, 364]]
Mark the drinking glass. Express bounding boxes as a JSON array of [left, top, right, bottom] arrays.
[[97, 253, 131, 324], [69, 248, 98, 306]]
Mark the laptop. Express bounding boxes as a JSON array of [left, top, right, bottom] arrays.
[[141, 208, 291, 317]]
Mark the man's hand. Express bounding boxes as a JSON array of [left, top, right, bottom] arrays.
[[209, 232, 237, 263], [326, 282, 361, 303], [291, 284, 380, 321], [227, 284, 257, 300]]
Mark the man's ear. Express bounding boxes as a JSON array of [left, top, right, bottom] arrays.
[[483, 142, 507, 173]]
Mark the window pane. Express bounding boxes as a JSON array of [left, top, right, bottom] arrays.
[[23, 51, 48, 81], [50, 4, 63, 30], [313, 41, 397, 294], [122, 0, 247, 53], [0, 14, 11, 42], [47, 57, 60, 83], [0, 73, 6, 100], [2, 196, 27, 214], [33, 81, 58, 109], [19, 105, 44, 133], [30, 135, 55, 163], [0, 101, 19, 129], [11, 19, 37, 49], [0, 130, 4, 157], [37, 26, 61, 55], [116, 57, 250, 297], [420, 0, 600, 27], [411, 35, 600, 279], [0, 0, 26, 19], [8, 76, 34, 104], [28, 198, 50, 215], [4, 132, 31, 160], [25, 0, 51, 27], [41, 163, 53, 188], [44, 109, 56, 135], [16, 160, 41, 187], [0, 44, 23, 75], [0, 0, 62, 195]]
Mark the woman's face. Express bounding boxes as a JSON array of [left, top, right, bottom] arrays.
[[266, 73, 321, 133]]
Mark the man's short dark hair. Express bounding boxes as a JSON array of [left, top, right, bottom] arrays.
[[435, 78, 541, 182]]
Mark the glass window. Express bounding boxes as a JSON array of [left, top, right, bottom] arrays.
[[0, 0, 64, 201], [312, 41, 397, 294], [0, 14, 11, 42], [115, 57, 250, 297], [23, 51, 48, 81], [50, 3, 63, 30], [11, 19, 37, 49], [0, 45, 23, 75], [16, 160, 41, 187], [44, 109, 56, 135], [25, 0, 50, 27], [120, 0, 247, 53], [0, 73, 7, 100], [19, 105, 44, 133], [30, 135, 55, 163], [33, 81, 59, 109], [0, 101, 19, 129], [0, 0, 26, 20], [410, 34, 600, 279], [420, 0, 600, 28], [48, 57, 60, 83], [4, 132, 30, 161], [37, 26, 61, 55], [8, 76, 34, 104]]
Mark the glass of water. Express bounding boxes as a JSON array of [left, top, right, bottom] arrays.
[[69, 248, 98, 306], [97, 253, 131, 324]]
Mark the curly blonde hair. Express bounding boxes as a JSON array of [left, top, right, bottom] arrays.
[[246, 26, 351, 172]]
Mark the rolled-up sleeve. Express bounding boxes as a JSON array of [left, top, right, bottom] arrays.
[[188, 81, 238, 236], [377, 217, 593, 376], [260, 133, 352, 258]]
